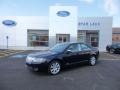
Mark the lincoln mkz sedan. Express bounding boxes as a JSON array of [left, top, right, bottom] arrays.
[[26, 43, 99, 75]]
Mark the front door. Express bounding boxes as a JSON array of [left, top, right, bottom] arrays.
[[63, 44, 80, 64], [79, 43, 91, 61]]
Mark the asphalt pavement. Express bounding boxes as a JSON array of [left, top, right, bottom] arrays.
[[0, 51, 120, 90]]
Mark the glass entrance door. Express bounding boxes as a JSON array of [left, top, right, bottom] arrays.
[[56, 34, 70, 43], [90, 35, 99, 47]]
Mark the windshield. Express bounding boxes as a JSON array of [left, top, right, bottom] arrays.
[[50, 43, 69, 53]]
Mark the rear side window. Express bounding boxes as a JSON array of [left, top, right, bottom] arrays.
[[80, 44, 91, 51], [116, 44, 120, 47]]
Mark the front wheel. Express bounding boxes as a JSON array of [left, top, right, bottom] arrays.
[[48, 61, 61, 75], [89, 56, 96, 66], [109, 49, 115, 54]]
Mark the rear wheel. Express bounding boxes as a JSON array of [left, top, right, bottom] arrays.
[[48, 61, 61, 75], [89, 56, 96, 66]]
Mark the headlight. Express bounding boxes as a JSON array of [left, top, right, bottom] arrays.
[[33, 58, 47, 63], [26, 56, 35, 63], [26, 56, 47, 64]]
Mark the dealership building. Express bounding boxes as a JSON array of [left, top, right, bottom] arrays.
[[0, 6, 113, 51]]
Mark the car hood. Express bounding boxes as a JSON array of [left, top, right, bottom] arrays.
[[92, 47, 99, 52], [28, 50, 58, 58]]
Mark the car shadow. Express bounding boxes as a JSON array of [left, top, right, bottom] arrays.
[[27, 69, 49, 76], [61, 62, 90, 73], [61, 60, 101, 74], [27, 61, 101, 76]]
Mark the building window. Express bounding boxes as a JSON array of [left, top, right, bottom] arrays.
[[28, 30, 49, 47], [77, 30, 86, 43], [77, 33, 85, 43], [90, 36, 99, 47], [56, 34, 70, 43], [77, 30, 99, 47]]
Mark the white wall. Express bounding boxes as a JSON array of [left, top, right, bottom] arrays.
[[0, 16, 49, 49], [0, 14, 113, 51], [78, 17, 113, 51], [49, 6, 78, 46]]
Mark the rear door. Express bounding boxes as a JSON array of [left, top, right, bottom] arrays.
[[78, 43, 91, 61]]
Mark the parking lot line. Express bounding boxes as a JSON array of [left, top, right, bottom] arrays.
[[0, 50, 25, 58]]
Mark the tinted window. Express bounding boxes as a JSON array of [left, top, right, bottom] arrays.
[[67, 44, 79, 52], [78, 44, 82, 51], [116, 44, 120, 47], [80, 44, 91, 51], [50, 43, 68, 53]]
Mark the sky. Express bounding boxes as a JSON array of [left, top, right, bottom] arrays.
[[0, 0, 120, 27]]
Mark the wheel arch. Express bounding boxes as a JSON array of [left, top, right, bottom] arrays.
[[48, 59, 63, 66], [91, 54, 97, 60]]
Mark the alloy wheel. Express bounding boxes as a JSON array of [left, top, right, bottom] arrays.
[[89, 56, 96, 66], [48, 61, 61, 75]]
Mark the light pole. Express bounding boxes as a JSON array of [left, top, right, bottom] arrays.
[[6, 36, 9, 49]]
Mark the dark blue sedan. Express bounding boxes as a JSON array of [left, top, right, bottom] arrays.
[[26, 42, 99, 75]]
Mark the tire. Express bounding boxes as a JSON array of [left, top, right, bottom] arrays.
[[109, 49, 115, 54], [48, 61, 61, 75], [89, 56, 96, 66]]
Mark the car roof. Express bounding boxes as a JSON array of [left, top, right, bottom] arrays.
[[55, 42, 93, 49], [56, 42, 86, 45]]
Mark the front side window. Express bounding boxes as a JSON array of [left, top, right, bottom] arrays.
[[50, 43, 69, 53]]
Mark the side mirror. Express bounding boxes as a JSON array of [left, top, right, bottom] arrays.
[[66, 50, 72, 54]]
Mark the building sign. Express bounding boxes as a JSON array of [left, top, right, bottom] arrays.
[[2, 20, 17, 26], [57, 11, 70, 17], [78, 22, 100, 27]]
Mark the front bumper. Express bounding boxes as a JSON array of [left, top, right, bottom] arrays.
[[26, 62, 48, 70]]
